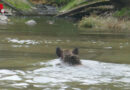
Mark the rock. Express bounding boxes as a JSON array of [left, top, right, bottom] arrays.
[[25, 20, 37, 26], [47, 20, 55, 25], [35, 4, 57, 15], [0, 20, 7, 25], [0, 15, 8, 25]]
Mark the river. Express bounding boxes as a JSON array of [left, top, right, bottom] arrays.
[[0, 16, 130, 90]]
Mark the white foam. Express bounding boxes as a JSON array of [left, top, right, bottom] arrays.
[[6, 38, 41, 45], [33, 77, 58, 83], [15, 70, 26, 75], [0, 75, 22, 81], [11, 83, 29, 88], [104, 46, 112, 49], [0, 59, 130, 89], [30, 59, 130, 85], [0, 69, 16, 75]]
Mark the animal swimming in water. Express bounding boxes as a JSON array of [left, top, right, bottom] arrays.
[[56, 47, 82, 65]]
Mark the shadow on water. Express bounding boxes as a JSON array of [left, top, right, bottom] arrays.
[[0, 16, 130, 89]]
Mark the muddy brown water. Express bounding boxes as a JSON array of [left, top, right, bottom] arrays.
[[0, 16, 130, 90]]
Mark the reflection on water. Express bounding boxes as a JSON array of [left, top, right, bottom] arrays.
[[0, 16, 130, 89]]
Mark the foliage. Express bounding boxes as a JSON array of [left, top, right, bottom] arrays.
[[79, 16, 130, 31], [30, 0, 71, 6], [60, 0, 86, 12], [60, 0, 108, 12], [50, 0, 71, 6], [5, 0, 32, 10], [113, 8, 130, 18]]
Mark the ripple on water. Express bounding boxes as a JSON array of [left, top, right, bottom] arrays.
[[0, 59, 130, 89], [6, 38, 41, 45]]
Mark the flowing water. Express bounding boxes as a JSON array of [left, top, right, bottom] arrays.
[[0, 16, 130, 90]]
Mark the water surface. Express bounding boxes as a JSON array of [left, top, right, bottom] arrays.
[[0, 16, 130, 90]]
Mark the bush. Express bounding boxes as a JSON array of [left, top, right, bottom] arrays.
[[6, 0, 32, 10], [60, 0, 86, 12], [30, 0, 71, 6], [113, 8, 130, 18], [79, 16, 130, 31]]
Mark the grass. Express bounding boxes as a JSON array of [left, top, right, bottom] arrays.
[[60, 0, 87, 12], [49, 0, 70, 6], [5, 0, 32, 10], [60, 0, 109, 12], [79, 16, 130, 32], [30, 0, 70, 6]]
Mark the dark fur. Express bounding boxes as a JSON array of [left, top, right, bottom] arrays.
[[56, 47, 81, 65]]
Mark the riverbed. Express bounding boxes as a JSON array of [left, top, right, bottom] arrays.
[[0, 16, 130, 90]]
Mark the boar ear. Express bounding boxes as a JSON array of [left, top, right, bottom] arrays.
[[56, 47, 62, 57], [72, 48, 79, 55]]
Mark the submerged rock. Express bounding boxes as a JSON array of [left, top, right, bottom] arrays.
[[0, 15, 8, 25], [25, 20, 37, 26]]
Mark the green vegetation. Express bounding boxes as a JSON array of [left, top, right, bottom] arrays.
[[60, 0, 86, 12], [30, 0, 71, 6], [113, 8, 130, 18], [49, 0, 71, 6], [60, 0, 109, 12], [5, 0, 32, 10], [79, 16, 130, 32]]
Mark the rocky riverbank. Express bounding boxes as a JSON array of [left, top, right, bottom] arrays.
[[1, 0, 58, 16]]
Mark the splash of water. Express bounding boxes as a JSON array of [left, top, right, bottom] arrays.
[[0, 59, 130, 89]]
